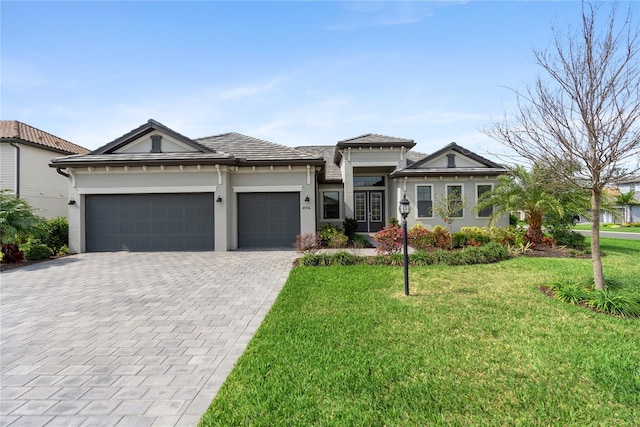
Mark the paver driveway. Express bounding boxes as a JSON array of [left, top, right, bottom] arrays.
[[1, 251, 296, 426]]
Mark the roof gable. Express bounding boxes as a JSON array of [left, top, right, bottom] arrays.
[[92, 119, 212, 155], [406, 142, 503, 170], [390, 142, 508, 178], [334, 133, 416, 164], [0, 120, 89, 155]]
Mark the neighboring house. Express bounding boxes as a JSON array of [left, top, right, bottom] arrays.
[[616, 177, 640, 223], [50, 119, 509, 253], [1, 120, 89, 218]]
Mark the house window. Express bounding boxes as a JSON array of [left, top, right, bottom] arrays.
[[476, 184, 493, 218], [353, 176, 385, 187], [416, 185, 433, 218], [446, 184, 464, 218], [323, 191, 340, 219]]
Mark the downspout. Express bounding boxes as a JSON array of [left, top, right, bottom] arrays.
[[56, 167, 70, 178], [9, 142, 20, 197]]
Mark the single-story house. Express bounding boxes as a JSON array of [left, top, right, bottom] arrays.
[[1, 120, 89, 218], [50, 119, 509, 253]]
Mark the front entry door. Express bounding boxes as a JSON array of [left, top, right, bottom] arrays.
[[354, 191, 384, 232]]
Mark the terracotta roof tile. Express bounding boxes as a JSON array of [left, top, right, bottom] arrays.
[[0, 120, 89, 155]]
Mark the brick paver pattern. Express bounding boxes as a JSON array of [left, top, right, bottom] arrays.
[[1, 251, 296, 426]]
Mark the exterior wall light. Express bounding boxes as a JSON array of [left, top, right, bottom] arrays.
[[304, 195, 310, 202], [68, 198, 76, 205], [216, 196, 223, 203]]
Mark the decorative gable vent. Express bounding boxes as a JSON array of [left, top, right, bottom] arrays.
[[151, 135, 162, 153], [447, 153, 455, 168]]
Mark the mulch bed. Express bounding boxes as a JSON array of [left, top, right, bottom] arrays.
[[520, 245, 590, 258], [1, 255, 69, 272]]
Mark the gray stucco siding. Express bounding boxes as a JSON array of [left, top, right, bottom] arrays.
[[402, 178, 508, 231], [75, 170, 218, 190]]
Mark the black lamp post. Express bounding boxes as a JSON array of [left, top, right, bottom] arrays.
[[399, 194, 411, 296]]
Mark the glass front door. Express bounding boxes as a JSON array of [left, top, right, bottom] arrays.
[[354, 191, 384, 232]]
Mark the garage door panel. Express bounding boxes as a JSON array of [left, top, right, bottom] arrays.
[[238, 192, 299, 249], [86, 193, 214, 252]]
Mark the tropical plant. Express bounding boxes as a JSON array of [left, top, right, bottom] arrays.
[[0, 190, 44, 244], [616, 191, 640, 224], [476, 165, 563, 244]]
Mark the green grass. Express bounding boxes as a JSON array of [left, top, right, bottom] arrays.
[[200, 238, 640, 426], [574, 224, 640, 233]]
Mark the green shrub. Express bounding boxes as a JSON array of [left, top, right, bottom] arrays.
[[549, 280, 588, 304], [40, 216, 69, 254], [328, 233, 348, 249], [410, 242, 509, 266], [343, 217, 358, 240], [552, 229, 586, 250], [452, 232, 467, 249], [388, 217, 400, 227], [509, 213, 519, 226], [23, 244, 52, 260], [299, 252, 366, 266], [547, 278, 640, 318], [586, 290, 640, 318], [319, 224, 342, 246], [58, 245, 70, 255]]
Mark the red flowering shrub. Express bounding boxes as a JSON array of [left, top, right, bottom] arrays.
[[373, 225, 403, 255], [1, 243, 24, 263], [408, 224, 432, 251], [432, 225, 452, 250]]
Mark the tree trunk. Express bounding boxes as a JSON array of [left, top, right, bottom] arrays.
[[526, 212, 544, 244], [591, 188, 606, 290]]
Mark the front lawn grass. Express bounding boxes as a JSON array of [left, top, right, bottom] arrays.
[[574, 223, 640, 233], [200, 238, 640, 426]]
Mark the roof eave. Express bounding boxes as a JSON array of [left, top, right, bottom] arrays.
[[49, 157, 237, 169], [1, 138, 81, 156], [390, 169, 508, 178]]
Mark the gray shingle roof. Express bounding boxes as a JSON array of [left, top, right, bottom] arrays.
[[197, 133, 322, 161], [1, 120, 89, 155], [337, 133, 415, 147], [295, 145, 342, 181]]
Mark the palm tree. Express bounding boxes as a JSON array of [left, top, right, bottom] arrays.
[[615, 191, 639, 224], [475, 165, 563, 244]]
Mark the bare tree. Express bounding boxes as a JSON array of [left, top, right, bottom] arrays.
[[485, 1, 640, 290]]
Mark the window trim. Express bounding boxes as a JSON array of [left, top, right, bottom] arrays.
[[415, 184, 434, 219], [445, 183, 464, 219], [321, 190, 342, 220], [475, 183, 494, 219]]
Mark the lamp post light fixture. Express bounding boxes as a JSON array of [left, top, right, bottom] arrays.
[[399, 194, 411, 296]]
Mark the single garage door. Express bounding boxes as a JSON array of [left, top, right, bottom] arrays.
[[238, 192, 300, 249], [86, 193, 214, 252]]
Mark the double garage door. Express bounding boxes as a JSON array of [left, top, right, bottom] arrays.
[[85, 192, 300, 252], [86, 193, 215, 252]]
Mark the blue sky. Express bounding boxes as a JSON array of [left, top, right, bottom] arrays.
[[2, 1, 627, 160]]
